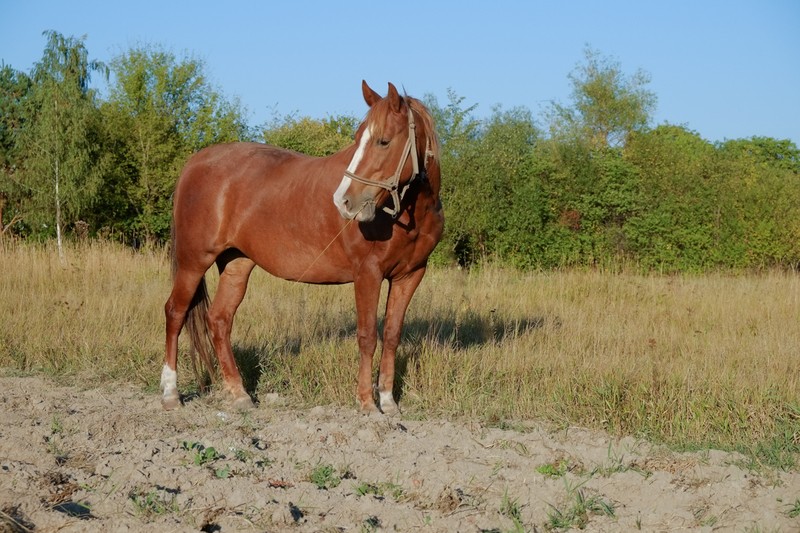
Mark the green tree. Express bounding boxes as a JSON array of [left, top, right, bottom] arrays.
[[716, 137, 800, 267], [16, 31, 108, 258], [548, 46, 656, 148], [623, 125, 719, 270], [0, 64, 32, 239], [423, 90, 482, 265], [262, 113, 357, 156], [102, 45, 249, 244]]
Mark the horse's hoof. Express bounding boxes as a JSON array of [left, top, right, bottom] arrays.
[[161, 395, 181, 410], [232, 395, 255, 411], [359, 402, 380, 415], [381, 401, 401, 417]]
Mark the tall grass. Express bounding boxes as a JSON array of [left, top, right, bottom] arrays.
[[1, 241, 798, 466]]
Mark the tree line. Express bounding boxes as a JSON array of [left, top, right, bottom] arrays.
[[2, 32, 798, 271]]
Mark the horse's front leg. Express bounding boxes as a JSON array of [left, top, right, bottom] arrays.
[[353, 272, 382, 413], [378, 268, 427, 415]]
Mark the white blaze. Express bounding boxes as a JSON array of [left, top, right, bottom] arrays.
[[333, 127, 372, 215]]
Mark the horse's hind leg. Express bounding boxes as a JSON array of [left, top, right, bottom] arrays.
[[163, 268, 206, 409], [208, 253, 256, 409]]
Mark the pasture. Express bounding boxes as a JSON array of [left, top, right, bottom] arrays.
[[2, 241, 798, 467], [2, 241, 800, 531]]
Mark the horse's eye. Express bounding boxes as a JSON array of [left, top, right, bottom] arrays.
[[377, 138, 390, 147]]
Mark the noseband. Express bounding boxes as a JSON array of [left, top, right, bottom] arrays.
[[343, 107, 424, 218]]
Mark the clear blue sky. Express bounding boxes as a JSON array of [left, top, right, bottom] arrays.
[[2, 0, 798, 145]]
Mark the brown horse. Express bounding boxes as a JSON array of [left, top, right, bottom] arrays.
[[161, 81, 443, 414]]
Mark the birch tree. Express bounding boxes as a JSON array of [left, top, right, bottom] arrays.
[[18, 31, 107, 258]]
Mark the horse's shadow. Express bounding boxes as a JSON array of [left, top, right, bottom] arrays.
[[233, 313, 549, 401]]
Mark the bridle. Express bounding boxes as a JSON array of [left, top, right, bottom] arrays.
[[343, 107, 425, 218]]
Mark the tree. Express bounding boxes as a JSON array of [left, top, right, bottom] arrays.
[[262, 113, 357, 156], [102, 45, 249, 244], [0, 64, 32, 240], [16, 31, 108, 258], [623, 125, 719, 270], [716, 137, 800, 267], [423, 90, 482, 265], [548, 46, 656, 148]]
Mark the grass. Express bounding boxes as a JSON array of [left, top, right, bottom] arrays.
[[545, 488, 615, 531], [499, 489, 525, 532], [308, 463, 341, 490], [128, 487, 179, 519], [1, 240, 799, 468], [355, 481, 405, 501]]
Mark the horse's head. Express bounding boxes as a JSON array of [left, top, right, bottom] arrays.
[[333, 81, 434, 222]]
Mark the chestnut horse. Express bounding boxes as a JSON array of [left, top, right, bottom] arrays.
[[161, 81, 443, 414]]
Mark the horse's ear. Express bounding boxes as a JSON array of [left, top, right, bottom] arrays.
[[387, 82, 402, 112], [362, 80, 382, 108]]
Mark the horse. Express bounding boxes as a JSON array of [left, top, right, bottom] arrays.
[[161, 81, 443, 414]]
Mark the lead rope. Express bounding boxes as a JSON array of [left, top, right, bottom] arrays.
[[294, 205, 362, 283]]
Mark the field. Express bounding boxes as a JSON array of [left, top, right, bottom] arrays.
[[1, 241, 799, 530]]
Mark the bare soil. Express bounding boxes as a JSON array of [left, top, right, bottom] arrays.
[[1, 375, 797, 531]]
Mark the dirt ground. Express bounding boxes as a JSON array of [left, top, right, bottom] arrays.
[[1, 375, 797, 532]]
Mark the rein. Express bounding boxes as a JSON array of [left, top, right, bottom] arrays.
[[343, 107, 423, 218]]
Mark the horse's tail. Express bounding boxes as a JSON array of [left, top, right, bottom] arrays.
[[170, 223, 216, 391]]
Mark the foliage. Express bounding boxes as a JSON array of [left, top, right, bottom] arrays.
[[12, 31, 108, 255], [262, 113, 357, 156], [2, 34, 798, 271], [100, 44, 250, 244], [308, 463, 341, 490], [548, 45, 657, 149]]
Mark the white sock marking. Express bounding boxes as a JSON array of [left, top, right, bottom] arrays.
[[379, 390, 395, 407], [160, 364, 178, 397]]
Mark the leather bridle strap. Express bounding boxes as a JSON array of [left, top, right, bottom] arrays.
[[343, 107, 421, 218]]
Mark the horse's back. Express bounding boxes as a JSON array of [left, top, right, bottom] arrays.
[[179, 142, 308, 186], [172, 142, 350, 276]]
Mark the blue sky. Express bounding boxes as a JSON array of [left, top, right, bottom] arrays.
[[2, 0, 798, 145]]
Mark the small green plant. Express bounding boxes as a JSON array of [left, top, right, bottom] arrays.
[[546, 490, 615, 531], [500, 489, 524, 532], [537, 460, 568, 478], [355, 482, 381, 497], [361, 515, 381, 532], [785, 498, 800, 518], [129, 488, 178, 519], [50, 414, 64, 435], [181, 440, 222, 466], [214, 465, 231, 479], [355, 481, 404, 500], [309, 463, 340, 490]]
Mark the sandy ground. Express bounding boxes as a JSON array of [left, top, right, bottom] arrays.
[[0, 375, 797, 532]]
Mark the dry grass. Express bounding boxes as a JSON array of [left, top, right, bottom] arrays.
[[1, 241, 799, 466]]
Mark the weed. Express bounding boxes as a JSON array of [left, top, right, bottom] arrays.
[[129, 488, 179, 519], [355, 482, 381, 497], [546, 485, 615, 531], [499, 489, 524, 532], [355, 481, 404, 501], [787, 499, 800, 518], [309, 463, 340, 490], [361, 515, 381, 532], [214, 465, 231, 479], [537, 460, 568, 478], [50, 414, 64, 435], [181, 441, 222, 466]]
